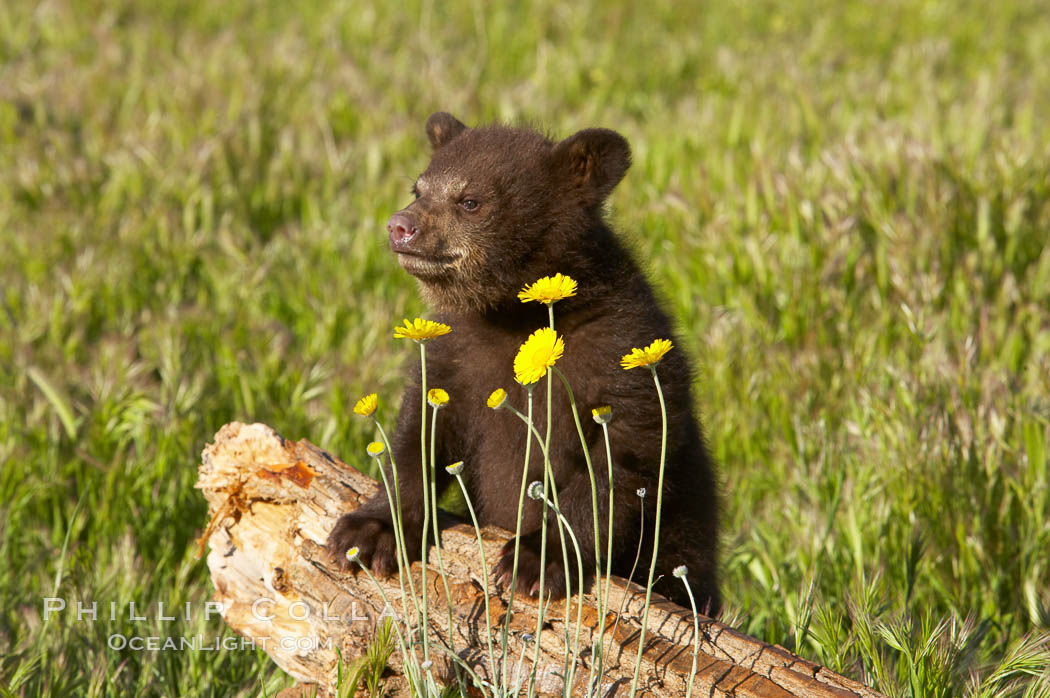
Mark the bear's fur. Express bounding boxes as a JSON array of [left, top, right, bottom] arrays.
[[326, 113, 720, 613]]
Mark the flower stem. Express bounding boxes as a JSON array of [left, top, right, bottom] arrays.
[[429, 405, 460, 681], [628, 366, 669, 697], [680, 573, 702, 698], [372, 449, 411, 619], [352, 561, 422, 696], [452, 471, 499, 692], [551, 367, 596, 692], [501, 387, 534, 691], [507, 379, 586, 694], [373, 419, 420, 619], [530, 477, 587, 697], [592, 421, 616, 695], [608, 488, 646, 681], [418, 342, 431, 665], [529, 368, 555, 698]]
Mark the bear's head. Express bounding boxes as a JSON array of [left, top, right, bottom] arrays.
[[386, 112, 631, 312]]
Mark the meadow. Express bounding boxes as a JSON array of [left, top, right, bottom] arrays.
[[2, 0, 1050, 695]]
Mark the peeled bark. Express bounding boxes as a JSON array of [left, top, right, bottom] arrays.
[[197, 422, 883, 698]]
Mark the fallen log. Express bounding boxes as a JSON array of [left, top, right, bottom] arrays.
[[196, 422, 883, 697]]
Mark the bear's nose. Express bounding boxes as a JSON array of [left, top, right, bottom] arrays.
[[387, 213, 420, 250]]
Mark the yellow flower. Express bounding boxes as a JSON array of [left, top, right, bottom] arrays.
[[393, 318, 451, 342], [445, 461, 464, 475], [346, 546, 361, 563], [487, 388, 507, 409], [591, 405, 613, 424], [353, 393, 378, 417], [366, 441, 386, 458], [427, 388, 449, 408], [513, 327, 564, 385], [620, 338, 673, 370], [517, 274, 578, 304]]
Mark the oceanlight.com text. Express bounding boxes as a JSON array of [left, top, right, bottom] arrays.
[[106, 634, 333, 652]]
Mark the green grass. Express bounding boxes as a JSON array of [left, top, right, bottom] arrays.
[[2, 0, 1050, 695]]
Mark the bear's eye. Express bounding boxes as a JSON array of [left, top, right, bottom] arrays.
[[460, 199, 480, 212], [411, 184, 420, 199]]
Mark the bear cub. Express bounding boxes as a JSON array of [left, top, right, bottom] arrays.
[[327, 112, 720, 614]]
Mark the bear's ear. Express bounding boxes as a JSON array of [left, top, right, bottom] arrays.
[[426, 112, 468, 150], [551, 128, 631, 203]]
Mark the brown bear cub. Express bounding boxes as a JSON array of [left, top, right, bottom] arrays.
[[327, 112, 720, 614]]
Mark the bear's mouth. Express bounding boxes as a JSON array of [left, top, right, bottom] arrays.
[[396, 251, 461, 277]]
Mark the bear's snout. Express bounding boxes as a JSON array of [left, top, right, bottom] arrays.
[[387, 212, 420, 251]]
